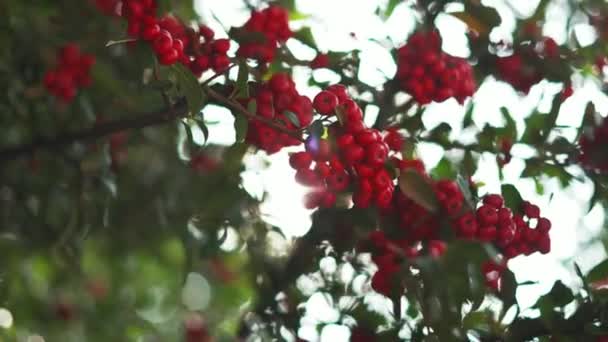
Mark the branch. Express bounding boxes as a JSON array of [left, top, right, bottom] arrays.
[[204, 86, 306, 142], [0, 98, 188, 162]]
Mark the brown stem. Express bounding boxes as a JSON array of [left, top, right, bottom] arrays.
[[204, 86, 306, 142], [0, 98, 188, 162]]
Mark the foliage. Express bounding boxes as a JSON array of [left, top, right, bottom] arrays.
[[2, 0, 608, 341]]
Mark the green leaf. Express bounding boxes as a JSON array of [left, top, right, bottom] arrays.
[[382, 0, 401, 20], [463, 103, 475, 128], [587, 259, 608, 283], [451, 3, 501, 35], [499, 107, 517, 140], [283, 110, 301, 127], [456, 174, 476, 210], [398, 169, 439, 212], [293, 27, 317, 49], [181, 272, 211, 311], [234, 60, 249, 99], [463, 310, 491, 331], [431, 158, 456, 179], [171, 64, 206, 116], [197, 120, 210, 145], [234, 105, 250, 143], [499, 268, 518, 315], [501, 184, 523, 212]]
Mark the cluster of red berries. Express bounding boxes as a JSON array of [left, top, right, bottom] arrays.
[[43, 44, 96, 103], [245, 73, 312, 153], [288, 85, 400, 210], [495, 52, 543, 94], [236, 6, 292, 63], [357, 174, 551, 296], [116, 0, 230, 72], [395, 30, 475, 105], [579, 116, 608, 173]]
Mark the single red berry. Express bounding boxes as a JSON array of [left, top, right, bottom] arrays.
[[295, 169, 321, 187], [310, 53, 330, 69], [326, 84, 349, 103], [483, 194, 504, 208], [314, 162, 331, 178], [153, 30, 174, 54], [365, 142, 389, 167], [142, 23, 161, 41], [342, 145, 365, 165], [327, 171, 350, 191], [536, 217, 551, 233], [522, 202, 541, 219], [374, 187, 393, 208], [384, 130, 404, 151], [211, 55, 230, 72], [60, 44, 81, 66], [212, 38, 230, 54], [313, 91, 339, 115], [477, 205, 499, 226], [428, 240, 447, 258], [269, 73, 293, 93], [478, 225, 497, 241], [159, 49, 179, 65], [289, 152, 313, 170]]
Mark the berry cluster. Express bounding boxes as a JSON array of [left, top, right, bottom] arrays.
[[395, 30, 476, 105], [116, 0, 230, 71], [236, 6, 292, 63], [43, 44, 96, 102], [289, 85, 397, 210], [245, 73, 312, 153], [495, 52, 542, 94], [579, 116, 608, 173], [358, 174, 551, 296]]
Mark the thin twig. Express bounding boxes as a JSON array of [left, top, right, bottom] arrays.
[[0, 98, 188, 162]]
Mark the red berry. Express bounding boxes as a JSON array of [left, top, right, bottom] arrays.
[[211, 55, 230, 72], [142, 24, 161, 40], [478, 225, 497, 241], [313, 91, 339, 115], [153, 30, 174, 54], [212, 39, 230, 54], [365, 142, 389, 167], [483, 194, 504, 209], [384, 130, 404, 151], [522, 202, 541, 218], [327, 171, 350, 191], [310, 53, 330, 69], [269, 73, 293, 93], [342, 145, 365, 165], [326, 84, 349, 103], [477, 205, 498, 226], [60, 44, 81, 66], [159, 49, 179, 65], [536, 217, 551, 233], [289, 152, 313, 170]]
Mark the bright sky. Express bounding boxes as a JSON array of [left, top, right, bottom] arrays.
[[193, 0, 608, 340]]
